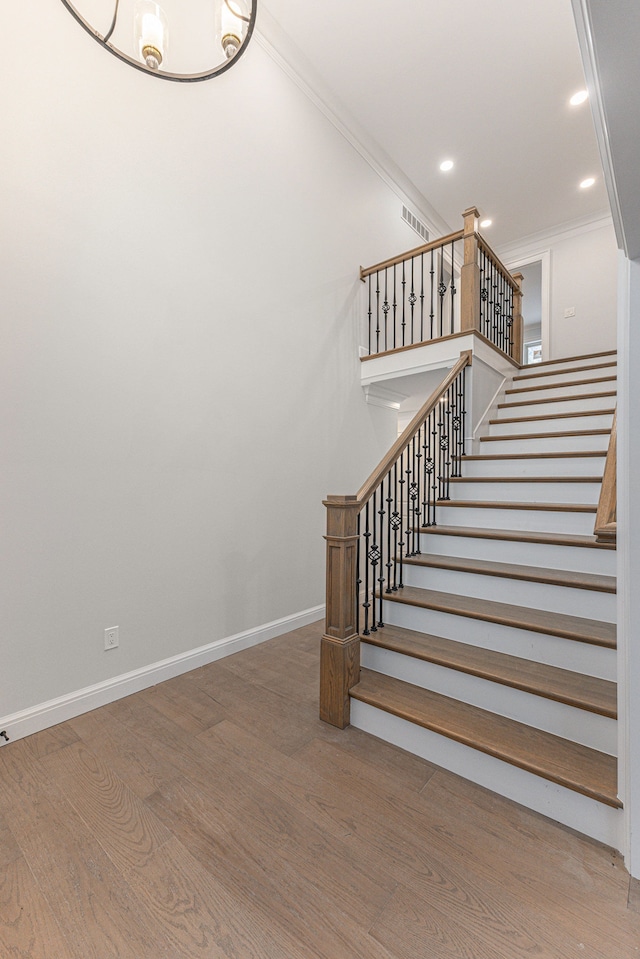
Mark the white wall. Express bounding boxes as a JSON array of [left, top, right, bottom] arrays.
[[618, 253, 640, 879], [0, 3, 423, 719], [501, 219, 618, 361]]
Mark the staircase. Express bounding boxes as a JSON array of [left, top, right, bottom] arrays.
[[348, 349, 620, 847]]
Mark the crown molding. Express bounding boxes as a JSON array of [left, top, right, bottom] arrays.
[[496, 211, 614, 262], [254, 10, 453, 240]]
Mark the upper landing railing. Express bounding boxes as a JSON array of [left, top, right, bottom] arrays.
[[361, 207, 524, 363]]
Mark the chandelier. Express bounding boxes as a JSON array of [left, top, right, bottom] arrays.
[[60, 0, 257, 81]]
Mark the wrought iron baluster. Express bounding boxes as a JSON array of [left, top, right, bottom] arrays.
[[369, 490, 379, 632], [401, 261, 406, 347], [420, 253, 425, 342], [431, 408, 438, 525], [438, 251, 445, 337], [367, 275, 372, 356], [356, 511, 361, 635], [377, 484, 385, 626], [429, 249, 435, 340], [409, 257, 416, 345], [362, 500, 371, 635], [375, 271, 381, 354], [449, 239, 456, 335], [392, 264, 397, 351], [397, 451, 405, 587], [383, 269, 389, 353]]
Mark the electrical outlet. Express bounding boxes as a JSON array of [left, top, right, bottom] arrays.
[[564, 306, 576, 318], [104, 626, 119, 650]]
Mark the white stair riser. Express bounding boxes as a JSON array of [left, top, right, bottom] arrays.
[[480, 432, 610, 454], [512, 365, 616, 388], [350, 701, 622, 849], [500, 394, 616, 417], [506, 379, 616, 403], [401, 564, 616, 621], [489, 413, 613, 436], [462, 456, 605, 478], [449, 480, 601, 504], [361, 645, 616, 754], [381, 600, 616, 680], [436, 504, 595, 535], [418, 532, 616, 576]]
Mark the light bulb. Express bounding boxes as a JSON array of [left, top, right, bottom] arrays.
[[221, 0, 249, 59], [134, 2, 168, 71]]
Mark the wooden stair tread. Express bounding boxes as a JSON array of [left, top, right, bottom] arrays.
[[490, 409, 614, 426], [351, 669, 620, 807], [403, 553, 616, 593], [449, 475, 602, 483], [382, 585, 616, 647], [513, 361, 616, 382], [461, 451, 606, 461], [499, 390, 616, 409], [519, 350, 616, 370], [480, 429, 610, 442], [361, 624, 617, 717], [438, 499, 596, 512], [419, 524, 615, 550], [506, 375, 616, 395]]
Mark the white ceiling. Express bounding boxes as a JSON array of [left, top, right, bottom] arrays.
[[259, 0, 611, 248]]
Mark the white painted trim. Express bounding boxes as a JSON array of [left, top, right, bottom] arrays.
[[363, 383, 407, 410], [254, 13, 452, 241], [0, 604, 325, 746], [497, 213, 614, 264], [571, 0, 627, 257], [504, 250, 552, 363]]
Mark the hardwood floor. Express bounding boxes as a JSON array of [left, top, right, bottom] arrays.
[[1, 620, 638, 958]]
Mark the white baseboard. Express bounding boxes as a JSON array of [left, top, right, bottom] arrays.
[[0, 605, 325, 746]]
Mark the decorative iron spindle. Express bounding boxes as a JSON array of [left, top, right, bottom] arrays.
[[354, 363, 467, 633]]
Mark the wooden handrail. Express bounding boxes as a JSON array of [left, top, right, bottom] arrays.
[[595, 408, 616, 543], [360, 229, 464, 280], [356, 351, 472, 503]]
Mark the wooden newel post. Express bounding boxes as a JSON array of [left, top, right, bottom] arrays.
[[320, 494, 361, 728], [511, 271, 524, 364], [461, 207, 481, 334]]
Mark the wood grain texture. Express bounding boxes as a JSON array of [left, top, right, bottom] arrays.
[[499, 390, 617, 409], [351, 669, 620, 806], [513, 360, 617, 382], [506, 374, 617, 395], [489, 408, 615, 425], [382, 584, 617, 646], [480, 428, 611, 442], [419, 524, 616, 550], [403, 552, 616, 593], [362, 623, 617, 717], [1, 619, 638, 958], [520, 349, 617, 370]]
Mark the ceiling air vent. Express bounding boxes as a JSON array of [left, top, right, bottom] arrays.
[[402, 206, 430, 243]]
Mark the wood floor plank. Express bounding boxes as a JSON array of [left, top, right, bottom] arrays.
[[138, 671, 227, 735], [0, 858, 76, 959], [2, 619, 637, 959], [147, 780, 398, 959], [0, 745, 169, 959]]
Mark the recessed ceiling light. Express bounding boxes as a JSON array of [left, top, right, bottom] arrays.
[[439, 160, 454, 172], [480, 218, 492, 229], [580, 177, 596, 189], [570, 89, 589, 106]]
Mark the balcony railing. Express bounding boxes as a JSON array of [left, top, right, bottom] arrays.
[[361, 207, 523, 363]]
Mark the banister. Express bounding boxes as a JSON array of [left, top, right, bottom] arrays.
[[320, 350, 472, 727], [595, 408, 617, 543], [356, 351, 472, 503], [360, 229, 464, 281]]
